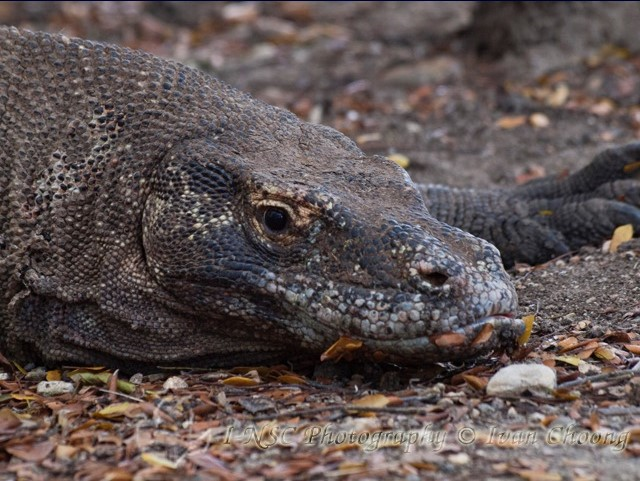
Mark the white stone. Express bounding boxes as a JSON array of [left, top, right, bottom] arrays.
[[486, 364, 556, 397], [163, 376, 188, 391], [36, 381, 75, 396]]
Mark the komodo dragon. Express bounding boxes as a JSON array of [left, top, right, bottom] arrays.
[[1, 27, 639, 370]]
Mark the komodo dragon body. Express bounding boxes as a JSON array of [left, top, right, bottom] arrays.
[[1, 28, 639, 369]]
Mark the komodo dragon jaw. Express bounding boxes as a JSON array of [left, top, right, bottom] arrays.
[[141, 138, 523, 365]]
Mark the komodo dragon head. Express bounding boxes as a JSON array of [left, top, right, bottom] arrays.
[[2, 28, 523, 368], [140, 121, 524, 367]]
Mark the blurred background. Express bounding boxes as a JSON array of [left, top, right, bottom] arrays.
[[3, 1, 640, 188]]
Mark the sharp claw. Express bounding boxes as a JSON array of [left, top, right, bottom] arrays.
[[608, 201, 640, 231]]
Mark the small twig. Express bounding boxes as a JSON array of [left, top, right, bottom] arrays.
[[96, 387, 145, 403], [557, 369, 637, 389]]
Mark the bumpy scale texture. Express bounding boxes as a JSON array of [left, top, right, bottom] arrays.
[[1, 28, 639, 369]]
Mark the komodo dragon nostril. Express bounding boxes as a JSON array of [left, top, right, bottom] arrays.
[[422, 272, 449, 287], [416, 260, 449, 287]]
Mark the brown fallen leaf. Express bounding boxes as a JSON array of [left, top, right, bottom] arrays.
[[557, 336, 580, 352], [517, 315, 535, 346], [554, 355, 582, 367], [141, 452, 181, 469], [222, 376, 260, 387], [94, 402, 142, 419], [514, 469, 563, 481], [471, 323, 494, 346], [623, 343, 640, 355], [46, 370, 62, 381], [609, 224, 633, 253], [350, 393, 397, 408], [462, 374, 488, 391], [431, 332, 467, 347], [593, 346, 616, 361], [387, 153, 410, 169], [496, 115, 527, 129], [276, 374, 307, 385], [6, 440, 54, 462], [320, 336, 363, 362], [0, 408, 21, 430]]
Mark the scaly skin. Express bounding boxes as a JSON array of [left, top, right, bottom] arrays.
[[0, 28, 638, 369]]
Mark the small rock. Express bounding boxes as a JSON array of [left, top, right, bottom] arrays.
[[486, 364, 556, 397], [0, 372, 10, 381], [529, 112, 550, 128], [163, 376, 188, 391], [25, 367, 47, 382], [448, 452, 471, 465], [37, 381, 75, 396], [129, 373, 144, 385]]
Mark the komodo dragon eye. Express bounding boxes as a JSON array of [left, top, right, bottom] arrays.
[[255, 202, 297, 239], [263, 207, 289, 233]]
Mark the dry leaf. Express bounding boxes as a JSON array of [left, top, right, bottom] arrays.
[[462, 374, 488, 390], [6, 440, 54, 462], [593, 346, 616, 361], [471, 323, 494, 346], [623, 343, 640, 355], [387, 153, 410, 169], [554, 355, 582, 366], [55, 444, 79, 461], [276, 374, 307, 385], [515, 469, 563, 481], [518, 315, 535, 345], [431, 332, 467, 347], [609, 224, 633, 253], [94, 402, 141, 419], [351, 394, 394, 408], [222, 376, 260, 387], [141, 452, 180, 469], [320, 336, 363, 362], [557, 336, 580, 351], [46, 370, 62, 381], [496, 115, 527, 129], [0, 408, 21, 430], [69, 370, 136, 394]]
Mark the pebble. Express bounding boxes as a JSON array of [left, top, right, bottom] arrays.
[[486, 364, 556, 397], [24, 367, 47, 382], [37, 381, 75, 396], [163, 376, 188, 391]]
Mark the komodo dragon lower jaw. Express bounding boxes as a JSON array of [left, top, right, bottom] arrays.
[[353, 315, 525, 365]]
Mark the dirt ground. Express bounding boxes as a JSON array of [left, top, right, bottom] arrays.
[[1, 2, 639, 480]]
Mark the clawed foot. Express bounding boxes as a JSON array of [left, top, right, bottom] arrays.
[[503, 142, 640, 266]]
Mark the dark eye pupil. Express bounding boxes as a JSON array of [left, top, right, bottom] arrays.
[[264, 208, 288, 232]]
